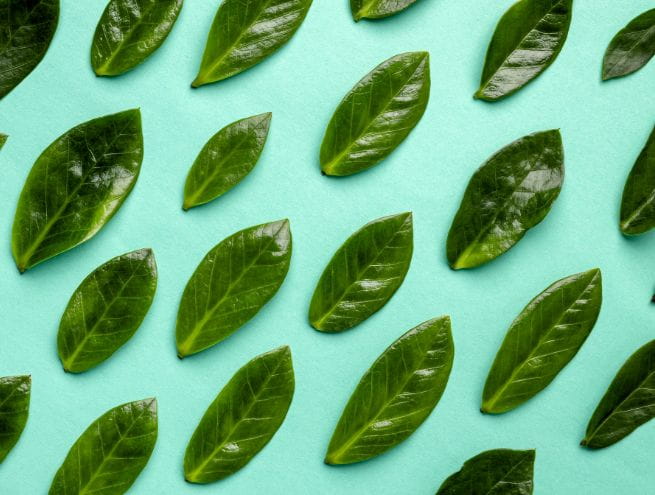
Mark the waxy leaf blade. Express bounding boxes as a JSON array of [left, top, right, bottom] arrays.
[[602, 9, 655, 81], [57, 248, 157, 373], [350, 0, 418, 21], [436, 449, 535, 495], [582, 340, 655, 449], [11, 109, 143, 272], [482, 269, 602, 414], [620, 125, 655, 235], [320, 52, 430, 176], [325, 316, 453, 465], [0, 0, 59, 99], [184, 346, 294, 483], [49, 398, 157, 495], [447, 130, 564, 270], [475, 0, 573, 101], [0, 375, 30, 463], [176, 220, 292, 357], [309, 213, 413, 332], [192, 0, 313, 87], [183, 113, 272, 210], [91, 0, 183, 76]]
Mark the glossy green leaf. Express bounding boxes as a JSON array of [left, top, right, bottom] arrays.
[[320, 52, 430, 176], [49, 398, 157, 495], [0, 0, 59, 99], [482, 269, 602, 414], [191, 0, 313, 87], [475, 0, 573, 101], [582, 340, 655, 449], [91, 0, 183, 76], [325, 317, 453, 465], [0, 134, 7, 149], [184, 346, 294, 483], [57, 248, 157, 373], [183, 113, 272, 210], [11, 109, 143, 273], [309, 213, 413, 332], [620, 125, 655, 235], [436, 449, 535, 495], [350, 0, 418, 21], [446, 130, 564, 270], [176, 220, 292, 357], [602, 9, 655, 81], [0, 375, 30, 463]]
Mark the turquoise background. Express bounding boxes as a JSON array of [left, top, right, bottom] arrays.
[[0, 0, 654, 492]]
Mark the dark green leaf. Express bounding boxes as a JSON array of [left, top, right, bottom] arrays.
[[57, 248, 157, 373], [482, 269, 602, 414], [184, 346, 294, 483], [11, 109, 143, 273], [446, 130, 564, 270], [191, 0, 313, 87], [0, 134, 7, 149], [183, 113, 272, 210], [602, 9, 655, 81], [176, 220, 292, 357], [620, 125, 655, 235], [475, 0, 573, 101], [0, 0, 59, 99], [350, 0, 418, 21], [0, 375, 30, 463], [325, 317, 453, 465], [582, 340, 655, 449], [49, 398, 157, 495], [436, 449, 535, 495], [320, 52, 430, 176], [91, 0, 183, 76], [309, 213, 413, 332]]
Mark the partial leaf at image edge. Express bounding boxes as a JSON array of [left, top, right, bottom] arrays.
[[0, 134, 7, 149], [620, 125, 655, 235], [0, 375, 31, 464], [350, 0, 418, 21], [602, 9, 655, 81]]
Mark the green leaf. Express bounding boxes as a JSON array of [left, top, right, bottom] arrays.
[[91, 0, 183, 76], [0, 375, 30, 464], [320, 52, 430, 176], [620, 125, 655, 235], [49, 398, 157, 495], [325, 317, 453, 465], [11, 109, 143, 273], [475, 0, 573, 101], [176, 220, 292, 357], [482, 269, 602, 414], [582, 340, 655, 449], [0, 0, 59, 99], [183, 113, 272, 210], [191, 0, 313, 87], [350, 0, 418, 21], [602, 9, 655, 81], [184, 346, 294, 483], [309, 213, 413, 333], [0, 134, 7, 149], [57, 248, 157, 373], [446, 130, 564, 270], [436, 449, 535, 495]]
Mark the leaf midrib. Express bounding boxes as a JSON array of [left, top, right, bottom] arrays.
[[482, 455, 531, 494]]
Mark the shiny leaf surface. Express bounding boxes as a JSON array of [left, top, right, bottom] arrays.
[[0, 375, 30, 463], [184, 346, 294, 483], [602, 9, 655, 81], [11, 109, 143, 272], [620, 125, 655, 235], [309, 213, 413, 332], [176, 220, 292, 357], [350, 0, 418, 21], [482, 269, 602, 414], [325, 317, 453, 464], [320, 52, 430, 176], [446, 130, 564, 270]]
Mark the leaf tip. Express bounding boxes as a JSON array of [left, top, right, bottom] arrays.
[[580, 439, 588, 447], [651, 294, 655, 304]]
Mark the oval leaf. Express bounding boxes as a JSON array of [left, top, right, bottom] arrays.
[[91, 0, 183, 76], [620, 125, 655, 235], [350, 0, 418, 21], [320, 52, 430, 176], [0, 0, 59, 99], [11, 109, 143, 272], [436, 449, 535, 495], [475, 0, 573, 101], [602, 9, 655, 81], [309, 212, 413, 332], [191, 0, 313, 87], [446, 130, 564, 270], [49, 398, 157, 495], [176, 220, 292, 357], [0, 375, 30, 463], [184, 346, 294, 483], [183, 113, 272, 210], [482, 269, 602, 414], [325, 317, 453, 465], [57, 248, 158, 373], [582, 340, 655, 449]]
